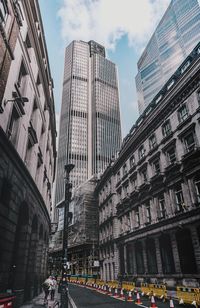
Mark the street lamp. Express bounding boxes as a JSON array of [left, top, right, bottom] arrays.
[[60, 163, 74, 308]]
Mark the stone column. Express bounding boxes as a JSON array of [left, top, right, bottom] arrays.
[[170, 233, 181, 274], [154, 237, 163, 275], [182, 181, 192, 209], [141, 240, 148, 274], [132, 243, 137, 275], [124, 244, 127, 274]]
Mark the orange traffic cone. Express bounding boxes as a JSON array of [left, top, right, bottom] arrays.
[[120, 288, 125, 300], [114, 288, 119, 297], [150, 295, 157, 308], [135, 292, 142, 304], [127, 291, 133, 302], [108, 287, 112, 295], [170, 298, 174, 308]]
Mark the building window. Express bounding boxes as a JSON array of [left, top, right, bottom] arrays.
[[149, 134, 157, 150], [194, 175, 200, 203], [123, 184, 129, 197], [167, 147, 176, 164], [158, 194, 166, 219], [162, 120, 171, 137], [153, 159, 160, 175], [7, 106, 20, 146], [141, 169, 148, 183], [178, 104, 188, 122], [130, 155, 135, 167], [123, 163, 127, 176], [135, 207, 140, 227], [145, 201, 151, 224], [184, 132, 196, 152], [180, 60, 190, 74], [131, 177, 137, 190], [117, 171, 120, 182], [0, 0, 8, 23], [175, 184, 184, 212], [197, 90, 200, 105], [118, 189, 122, 201], [17, 61, 28, 96], [138, 145, 145, 159]]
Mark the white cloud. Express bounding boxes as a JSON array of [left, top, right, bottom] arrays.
[[58, 0, 170, 50]]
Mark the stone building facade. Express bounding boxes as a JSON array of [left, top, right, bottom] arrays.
[[0, 0, 56, 304], [96, 42, 200, 287]]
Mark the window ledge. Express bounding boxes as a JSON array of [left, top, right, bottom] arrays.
[[177, 115, 192, 131], [138, 156, 146, 165], [161, 132, 173, 145], [149, 144, 159, 156]]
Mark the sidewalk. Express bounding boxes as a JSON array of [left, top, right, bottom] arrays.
[[20, 289, 61, 308]]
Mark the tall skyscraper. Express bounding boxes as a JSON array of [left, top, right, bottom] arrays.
[[55, 40, 121, 207], [136, 0, 200, 114]]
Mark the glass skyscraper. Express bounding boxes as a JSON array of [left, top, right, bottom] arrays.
[[136, 0, 200, 114], [55, 40, 121, 207]]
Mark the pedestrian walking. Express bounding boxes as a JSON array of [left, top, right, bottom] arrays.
[[43, 276, 53, 303], [50, 277, 57, 300]]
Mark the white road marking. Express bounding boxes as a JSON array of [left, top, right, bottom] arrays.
[[137, 304, 149, 308], [68, 293, 78, 308]]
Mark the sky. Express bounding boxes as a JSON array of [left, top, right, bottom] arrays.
[[38, 0, 172, 137]]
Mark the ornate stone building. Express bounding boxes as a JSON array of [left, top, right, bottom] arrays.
[[96, 42, 200, 287], [0, 0, 56, 304]]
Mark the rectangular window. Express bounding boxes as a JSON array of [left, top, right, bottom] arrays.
[[149, 134, 157, 150], [131, 177, 137, 190], [124, 184, 129, 197], [175, 184, 184, 212], [118, 189, 122, 201], [197, 90, 200, 105], [142, 169, 148, 183], [146, 202, 151, 224], [135, 207, 140, 227], [158, 194, 166, 218], [123, 163, 127, 176], [167, 147, 176, 164], [184, 132, 196, 152], [153, 159, 160, 174], [130, 155, 135, 167], [0, 0, 8, 24], [178, 104, 188, 122], [7, 106, 20, 145], [194, 176, 200, 203], [139, 145, 145, 159], [162, 120, 171, 137]]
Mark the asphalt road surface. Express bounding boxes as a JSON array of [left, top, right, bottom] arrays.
[[68, 283, 177, 308]]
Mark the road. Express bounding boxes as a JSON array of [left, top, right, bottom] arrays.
[[68, 283, 176, 308]]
